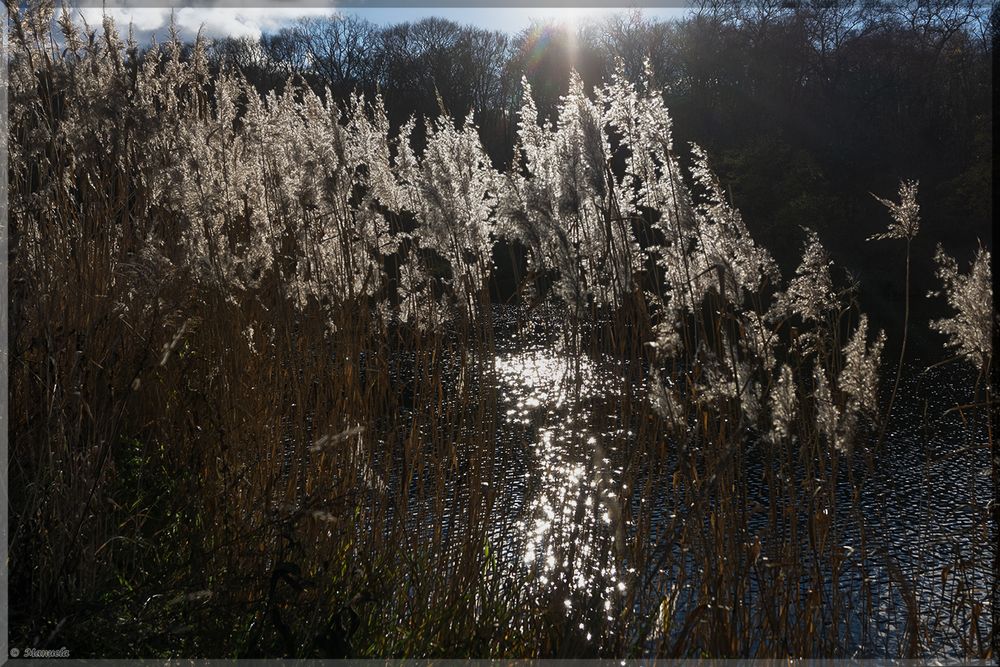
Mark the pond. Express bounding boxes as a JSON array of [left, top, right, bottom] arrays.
[[363, 306, 992, 657]]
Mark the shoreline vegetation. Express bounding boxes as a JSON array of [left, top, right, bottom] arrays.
[[7, 3, 994, 659]]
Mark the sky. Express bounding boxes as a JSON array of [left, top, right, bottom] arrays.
[[72, 5, 694, 41]]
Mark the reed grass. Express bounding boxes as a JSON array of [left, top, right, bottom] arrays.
[[7, 6, 994, 659]]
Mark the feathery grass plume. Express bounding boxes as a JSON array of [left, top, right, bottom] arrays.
[[502, 70, 645, 312], [799, 316, 885, 456], [687, 144, 778, 303], [400, 113, 500, 319], [548, 69, 614, 307], [293, 90, 397, 310], [598, 62, 706, 323], [767, 364, 798, 444], [836, 315, 886, 454], [500, 78, 588, 311], [599, 60, 674, 210], [869, 179, 920, 241], [742, 309, 779, 372], [812, 362, 841, 451], [868, 180, 920, 452], [838, 314, 886, 419], [696, 333, 763, 425], [769, 228, 838, 325], [347, 93, 405, 210], [929, 244, 993, 374]]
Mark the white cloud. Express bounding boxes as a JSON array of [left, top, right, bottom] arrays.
[[75, 4, 334, 42], [77, 7, 171, 34]]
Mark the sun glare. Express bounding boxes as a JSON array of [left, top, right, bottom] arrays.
[[527, 7, 607, 28], [551, 7, 588, 26]]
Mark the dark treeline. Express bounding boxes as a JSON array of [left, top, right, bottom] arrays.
[[206, 0, 992, 354]]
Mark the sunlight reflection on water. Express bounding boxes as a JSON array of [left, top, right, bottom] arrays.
[[486, 340, 992, 654], [494, 344, 630, 630], [373, 312, 992, 654]]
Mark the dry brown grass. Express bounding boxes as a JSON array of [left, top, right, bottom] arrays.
[[6, 5, 993, 659]]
